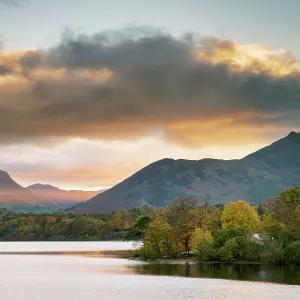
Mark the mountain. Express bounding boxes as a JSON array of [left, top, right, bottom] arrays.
[[71, 132, 300, 213], [0, 173, 105, 212], [27, 183, 104, 207], [0, 170, 43, 208]]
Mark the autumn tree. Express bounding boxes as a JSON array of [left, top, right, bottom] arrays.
[[198, 191, 213, 212], [163, 198, 198, 254], [143, 217, 173, 259], [278, 186, 300, 210], [221, 200, 260, 234], [190, 228, 213, 250]]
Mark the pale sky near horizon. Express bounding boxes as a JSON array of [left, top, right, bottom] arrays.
[[0, 0, 299, 190]]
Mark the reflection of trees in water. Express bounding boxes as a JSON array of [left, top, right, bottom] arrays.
[[132, 263, 300, 285]]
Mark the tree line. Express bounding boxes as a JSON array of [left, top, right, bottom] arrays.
[[2, 186, 300, 264], [125, 186, 300, 264], [0, 207, 155, 241]]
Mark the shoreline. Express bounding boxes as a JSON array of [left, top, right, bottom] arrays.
[[0, 250, 135, 258], [0, 250, 280, 265]]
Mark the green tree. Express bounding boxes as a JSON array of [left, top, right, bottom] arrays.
[[285, 242, 300, 263], [214, 228, 245, 248], [124, 216, 151, 241], [197, 242, 217, 262], [220, 238, 241, 262]]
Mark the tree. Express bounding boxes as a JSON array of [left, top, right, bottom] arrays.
[[190, 228, 212, 250], [163, 198, 198, 254], [214, 228, 245, 248], [285, 242, 300, 263], [278, 186, 300, 210], [220, 238, 240, 262], [143, 217, 173, 259], [197, 242, 217, 262], [221, 200, 260, 233], [110, 211, 122, 230], [124, 216, 151, 241], [198, 191, 213, 212]]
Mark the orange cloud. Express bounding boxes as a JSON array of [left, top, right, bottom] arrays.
[[0, 29, 299, 149]]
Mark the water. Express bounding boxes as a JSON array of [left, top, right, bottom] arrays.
[[0, 241, 135, 252], [1, 242, 300, 300]]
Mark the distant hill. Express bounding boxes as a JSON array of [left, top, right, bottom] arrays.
[[0, 170, 43, 209], [27, 183, 104, 208], [0, 173, 105, 212], [71, 132, 300, 213]]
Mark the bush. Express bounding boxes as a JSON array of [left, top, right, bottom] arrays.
[[214, 228, 245, 248], [285, 242, 300, 263], [197, 242, 218, 262], [261, 241, 285, 263], [220, 238, 240, 262], [241, 239, 260, 262]]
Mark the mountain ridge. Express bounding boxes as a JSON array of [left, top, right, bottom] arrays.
[[71, 132, 300, 213]]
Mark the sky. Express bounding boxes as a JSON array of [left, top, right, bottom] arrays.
[[0, 0, 300, 190]]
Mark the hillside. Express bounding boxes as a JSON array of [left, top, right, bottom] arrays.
[[71, 132, 300, 213], [27, 184, 103, 208], [0, 170, 44, 210], [0, 173, 105, 212]]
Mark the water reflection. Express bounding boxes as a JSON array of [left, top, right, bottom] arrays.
[[132, 262, 300, 285]]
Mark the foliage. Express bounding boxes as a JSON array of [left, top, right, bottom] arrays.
[[190, 228, 212, 250], [214, 228, 245, 248], [220, 238, 241, 262], [221, 200, 260, 233], [162, 198, 199, 254], [143, 217, 173, 259], [285, 242, 300, 264], [261, 241, 285, 263], [124, 216, 151, 241], [197, 242, 217, 262], [0, 207, 155, 241], [3, 186, 300, 265]]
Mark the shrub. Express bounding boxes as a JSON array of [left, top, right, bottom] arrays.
[[285, 242, 300, 263], [241, 239, 260, 262], [220, 238, 240, 262], [214, 228, 245, 248], [261, 241, 285, 263], [197, 242, 218, 262]]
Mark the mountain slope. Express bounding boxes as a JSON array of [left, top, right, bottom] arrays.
[[27, 183, 103, 207], [0, 170, 43, 207], [71, 132, 300, 213]]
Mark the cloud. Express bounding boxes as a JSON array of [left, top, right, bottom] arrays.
[[0, 27, 300, 147], [0, 64, 12, 75], [1, 137, 266, 188], [0, 0, 27, 8]]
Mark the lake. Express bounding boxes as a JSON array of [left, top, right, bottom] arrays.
[[1, 242, 300, 300]]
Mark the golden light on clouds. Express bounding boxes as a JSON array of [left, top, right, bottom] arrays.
[[0, 30, 300, 188], [197, 38, 300, 77]]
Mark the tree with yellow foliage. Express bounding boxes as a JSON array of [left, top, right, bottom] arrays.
[[221, 200, 260, 234], [190, 228, 213, 250]]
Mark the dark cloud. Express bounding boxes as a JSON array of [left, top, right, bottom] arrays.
[[0, 64, 12, 75], [1, 27, 300, 145]]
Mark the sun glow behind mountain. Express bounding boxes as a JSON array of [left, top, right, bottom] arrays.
[[1, 0, 300, 190]]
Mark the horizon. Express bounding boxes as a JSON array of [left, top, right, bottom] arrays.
[[1, 0, 300, 190], [6, 130, 296, 191]]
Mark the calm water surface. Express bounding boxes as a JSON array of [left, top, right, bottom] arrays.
[[1, 242, 300, 300]]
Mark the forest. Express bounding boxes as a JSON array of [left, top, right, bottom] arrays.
[[1, 186, 300, 264], [126, 186, 300, 264], [0, 206, 155, 241]]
